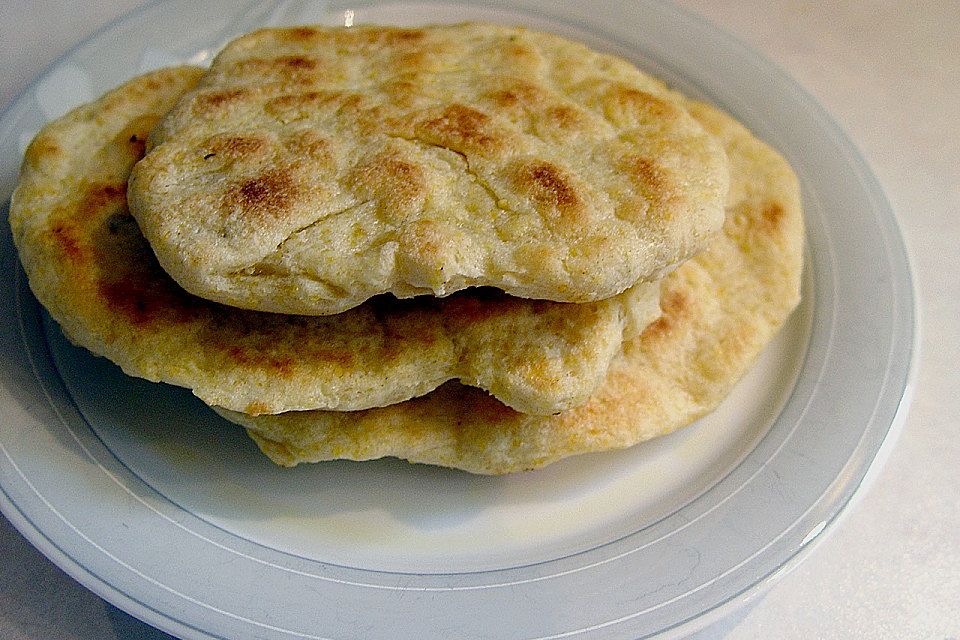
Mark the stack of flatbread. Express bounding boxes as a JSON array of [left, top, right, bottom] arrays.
[[9, 24, 803, 474]]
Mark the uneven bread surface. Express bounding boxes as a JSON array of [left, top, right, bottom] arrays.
[[218, 99, 805, 474], [129, 23, 729, 314], [9, 67, 662, 417]]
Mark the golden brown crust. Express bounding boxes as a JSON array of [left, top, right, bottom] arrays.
[[128, 23, 728, 315], [219, 100, 805, 474], [10, 68, 662, 417]]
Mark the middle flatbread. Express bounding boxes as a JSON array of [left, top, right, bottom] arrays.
[[10, 66, 662, 417]]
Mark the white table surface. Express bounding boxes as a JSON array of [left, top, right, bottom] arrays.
[[1, 2, 957, 638]]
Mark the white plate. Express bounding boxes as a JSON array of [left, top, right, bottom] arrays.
[[0, 1, 915, 638]]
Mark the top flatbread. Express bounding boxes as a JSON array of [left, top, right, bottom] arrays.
[[9, 67, 663, 417], [218, 99, 804, 474], [128, 23, 728, 315]]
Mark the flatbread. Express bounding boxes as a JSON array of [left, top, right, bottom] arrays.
[[217, 100, 804, 474], [128, 23, 728, 314], [9, 67, 663, 417]]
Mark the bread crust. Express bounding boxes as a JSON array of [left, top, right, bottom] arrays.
[[128, 23, 728, 314]]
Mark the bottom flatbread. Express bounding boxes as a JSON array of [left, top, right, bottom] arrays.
[[217, 100, 804, 474]]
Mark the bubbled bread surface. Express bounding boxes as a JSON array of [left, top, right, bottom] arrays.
[[128, 23, 728, 314]]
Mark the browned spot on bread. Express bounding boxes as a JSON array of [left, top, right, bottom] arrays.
[[265, 90, 345, 122], [303, 346, 356, 368], [98, 271, 200, 326], [487, 89, 522, 109], [383, 79, 418, 94], [267, 91, 342, 110], [284, 130, 334, 166], [394, 28, 426, 42], [231, 56, 327, 83], [365, 28, 426, 45], [391, 39, 453, 73], [628, 157, 664, 188], [204, 134, 270, 162], [276, 55, 318, 70], [362, 295, 442, 351], [48, 224, 85, 262], [84, 182, 127, 207], [347, 149, 424, 212], [417, 104, 504, 157], [543, 105, 586, 131], [641, 288, 690, 340], [225, 168, 299, 220], [662, 287, 691, 317], [24, 135, 62, 166], [619, 155, 680, 219], [382, 79, 423, 109], [484, 80, 544, 117], [509, 159, 585, 224], [330, 93, 389, 136], [286, 26, 321, 41], [279, 27, 426, 54], [193, 88, 248, 117], [641, 312, 672, 339], [501, 42, 540, 66], [605, 86, 681, 126], [141, 76, 167, 94], [526, 163, 578, 207], [761, 201, 785, 230], [405, 223, 443, 258], [225, 346, 295, 377], [74, 183, 127, 225], [517, 358, 561, 389], [336, 93, 368, 116]]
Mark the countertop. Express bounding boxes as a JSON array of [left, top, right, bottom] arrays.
[[1, 1, 957, 638]]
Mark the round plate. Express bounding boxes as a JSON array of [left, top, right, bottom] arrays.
[[0, 1, 915, 638]]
